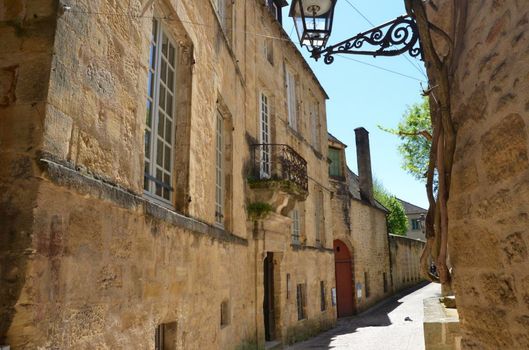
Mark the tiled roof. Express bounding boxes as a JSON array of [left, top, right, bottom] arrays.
[[397, 198, 428, 214]]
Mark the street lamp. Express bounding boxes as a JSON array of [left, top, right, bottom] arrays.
[[289, 0, 422, 64], [290, 0, 337, 50]]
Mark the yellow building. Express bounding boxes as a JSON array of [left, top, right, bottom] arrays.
[[0, 0, 335, 348]]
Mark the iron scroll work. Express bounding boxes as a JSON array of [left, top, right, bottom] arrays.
[[310, 15, 423, 64]]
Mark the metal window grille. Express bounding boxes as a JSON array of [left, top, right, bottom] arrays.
[[215, 112, 224, 225], [144, 19, 177, 203], [296, 283, 306, 320], [320, 281, 326, 311]]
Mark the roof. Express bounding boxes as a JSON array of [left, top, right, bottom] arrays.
[[327, 132, 347, 147], [345, 167, 388, 213], [397, 198, 428, 215]]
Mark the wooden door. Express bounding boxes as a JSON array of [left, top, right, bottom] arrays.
[[334, 240, 355, 317]]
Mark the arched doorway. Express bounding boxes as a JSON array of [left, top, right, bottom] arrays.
[[334, 239, 355, 317]]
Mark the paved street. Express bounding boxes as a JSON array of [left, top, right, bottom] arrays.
[[286, 283, 441, 350]]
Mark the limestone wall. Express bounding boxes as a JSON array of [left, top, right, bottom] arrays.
[[349, 200, 392, 311], [423, 1, 529, 348], [1, 0, 336, 348], [388, 234, 424, 292], [0, 0, 58, 342], [330, 177, 392, 314]]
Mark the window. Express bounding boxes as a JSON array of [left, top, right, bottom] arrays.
[[328, 147, 342, 177], [411, 218, 421, 230], [220, 300, 230, 327], [364, 272, 370, 298], [144, 19, 177, 204], [215, 0, 226, 30], [155, 322, 177, 350], [286, 273, 291, 299], [266, 0, 282, 22], [296, 283, 307, 320], [259, 92, 271, 178], [315, 189, 324, 245], [291, 208, 300, 244], [311, 103, 320, 151], [264, 38, 274, 64], [320, 281, 326, 311], [285, 68, 297, 131], [215, 112, 225, 225]]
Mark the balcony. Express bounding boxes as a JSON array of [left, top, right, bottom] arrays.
[[248, 144, 308, 206]]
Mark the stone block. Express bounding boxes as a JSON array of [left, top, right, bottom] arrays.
[[42, 104, 73, 159]]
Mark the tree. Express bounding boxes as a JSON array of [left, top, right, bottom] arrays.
[[379, 97, 432, 182], [373, 179, 408, 235]]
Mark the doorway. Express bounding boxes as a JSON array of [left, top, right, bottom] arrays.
[[334, 240, 355, 317], [263, 252, 275, 341]]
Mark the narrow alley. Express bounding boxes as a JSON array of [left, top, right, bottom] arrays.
[[286, 283, 441, 350]]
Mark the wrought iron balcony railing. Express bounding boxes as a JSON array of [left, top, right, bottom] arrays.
[[250, 144, 308, 193]]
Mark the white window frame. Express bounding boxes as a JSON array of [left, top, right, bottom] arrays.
[[215, 0, 226, 31], [285, 68, 297, 131], [291, 208, 300, 244], [259, 92, 271, 178], [315, 189, 324, 244], [144, 19, 177, 206], [215, 111, 225, 226]]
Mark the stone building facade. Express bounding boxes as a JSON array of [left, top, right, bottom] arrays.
[[0, 0, 336, 348], [418, 1, 529, 349], [397, 198, 427, 241], [327, 130, 392, 315]]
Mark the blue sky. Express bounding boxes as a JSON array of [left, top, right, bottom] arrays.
[[282, 1, 429, 209]]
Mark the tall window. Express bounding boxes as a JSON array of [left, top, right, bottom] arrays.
[[155, 322, 177, 350], [291, 208, 300, 244], [215, 112, 225, 225], [311, 103, 320, 151], [215, 0, 226, 30], [285, 69, 297, 131], [320, 281, 326, 311], [144, 19, 177, 203], [328, 147, 342, 177], [259, 92, 271, 178], [315, 189, 324, 245], [411, 218, 421, 230], [296, 283, 307, 320]]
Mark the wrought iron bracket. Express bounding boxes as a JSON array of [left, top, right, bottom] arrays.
[[310, 15, 423, 64]]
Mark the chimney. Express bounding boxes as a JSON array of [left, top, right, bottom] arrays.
[[354, 127, 374, 205]]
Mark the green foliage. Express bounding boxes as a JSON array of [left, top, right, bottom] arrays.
[[373, 179, 408, 235], [247, 202, 273, 219], [379, 97, 432, 182]]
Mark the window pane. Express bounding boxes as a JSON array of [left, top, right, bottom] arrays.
[[159, 85, 166, 109], [165, 119, 172, 144], [158, 113, 165, 137], [169, 45, 175, 68], [146, 100, 152, 126], [145, 131, 151, 158], [328, 148, 341, 176], [161, 59, 167, 84], [157, 139, 164, 166], [164, 145, 171, 171]]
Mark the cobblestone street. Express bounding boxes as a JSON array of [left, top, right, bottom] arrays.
[[286, 283, 441, 350]]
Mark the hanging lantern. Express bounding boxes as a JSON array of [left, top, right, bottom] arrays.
[[289, 0, 337, 50]]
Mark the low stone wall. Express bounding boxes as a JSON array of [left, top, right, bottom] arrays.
[[388, 234, 425, 292], [424, 297, 462, 350]]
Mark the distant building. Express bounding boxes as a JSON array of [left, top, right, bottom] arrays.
[[397, 199, 427, 242]]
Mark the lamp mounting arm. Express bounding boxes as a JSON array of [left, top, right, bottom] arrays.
[[311, 15, 423, 64]]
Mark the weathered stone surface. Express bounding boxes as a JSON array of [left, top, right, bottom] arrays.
[[429, 1, 529, 348]]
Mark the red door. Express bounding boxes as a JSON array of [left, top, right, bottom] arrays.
[[334, 240, 355, 317]]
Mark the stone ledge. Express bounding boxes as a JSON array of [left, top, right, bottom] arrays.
[[290, 243, 334, 254], [39, 156, 248, 247], [423, 297, 461, 350]]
